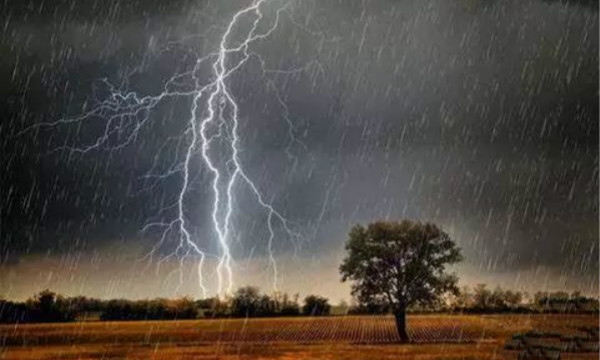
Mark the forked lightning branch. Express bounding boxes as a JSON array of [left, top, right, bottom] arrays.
[[24, 0, 309, 298]]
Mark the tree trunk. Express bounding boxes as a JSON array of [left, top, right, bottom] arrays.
[[394, 310, 409, 342]]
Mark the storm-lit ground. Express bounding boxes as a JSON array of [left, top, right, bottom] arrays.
[[2, 315, 599, 359]]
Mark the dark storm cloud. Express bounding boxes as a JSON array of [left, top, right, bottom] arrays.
[[0, 0, 597, 292]]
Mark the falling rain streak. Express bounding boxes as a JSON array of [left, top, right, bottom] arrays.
[[0, 0, 597, 300]]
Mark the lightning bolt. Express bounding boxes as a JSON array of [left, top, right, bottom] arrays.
[[19, 0, 321, 297]]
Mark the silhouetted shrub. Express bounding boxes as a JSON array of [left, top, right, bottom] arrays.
[[302, 295, 330, 316]]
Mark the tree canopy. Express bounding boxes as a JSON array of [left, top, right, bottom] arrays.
[[340, 220, 462, 341], [302, 295, 331, 316]]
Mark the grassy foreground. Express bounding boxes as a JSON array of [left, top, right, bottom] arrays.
[[0, 314, 597, 359]]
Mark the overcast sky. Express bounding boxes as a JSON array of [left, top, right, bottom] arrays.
[[0, 0, 598, 301]]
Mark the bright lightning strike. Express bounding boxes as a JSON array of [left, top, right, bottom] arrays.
[[19, 0, 321, 298]]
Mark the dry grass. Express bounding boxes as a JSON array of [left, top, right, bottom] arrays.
[[1, 314, 597, 359]]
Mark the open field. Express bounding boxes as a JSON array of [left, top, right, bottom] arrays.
[[1, 314, 598, 359]]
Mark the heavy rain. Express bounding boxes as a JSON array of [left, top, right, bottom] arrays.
[[0, 1, 598, 359]]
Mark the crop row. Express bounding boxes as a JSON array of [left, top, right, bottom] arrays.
[[192, 316, 483, 344]]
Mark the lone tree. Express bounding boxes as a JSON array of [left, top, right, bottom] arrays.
[[340, 220, 462, 342]]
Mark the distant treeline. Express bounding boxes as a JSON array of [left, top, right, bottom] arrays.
[[0, 287, 330, 323], [350, 285, 600, 315], [0, 285, 597, 324]]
